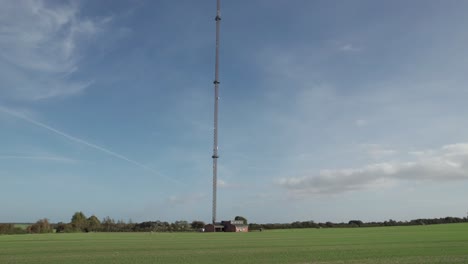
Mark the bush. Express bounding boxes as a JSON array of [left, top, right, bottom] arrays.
[[27, 219, 53, 233], [0, 224, 27, 235]]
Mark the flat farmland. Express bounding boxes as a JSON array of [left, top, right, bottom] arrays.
[[1, 223, 468, 263]]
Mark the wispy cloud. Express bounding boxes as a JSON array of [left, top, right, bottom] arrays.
[[339, 44, 361, 52], [218, 179, 242, 189], [167, 193, 207, 206], [0, 106, 177, 183], [0, 0, 109, 101], [277, 143, 468, 196], [218, 179, 228, 188], [360, 144, 397, 159]]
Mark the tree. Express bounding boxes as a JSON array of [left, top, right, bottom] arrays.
[[348, 220, 363, 227], [101, 216, 115, 232], [0, 224, 26, 234], [87, 215, 101, 232], [55, 222, 74, 233], [71, 211, 88, 231], [191, 221, 205, 230], [172, 221, 190, 231], [234, 216, 248, 225], [27, 219, 52, 233]]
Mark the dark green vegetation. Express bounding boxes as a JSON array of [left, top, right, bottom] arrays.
[[1, 221, 52, 235], [4, 210, 466, 234], [1, 223, 468, 263], [0, 224, 27, 235], [251, 216, 468, 230]]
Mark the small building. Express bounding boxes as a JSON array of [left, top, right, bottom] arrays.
[[222, 220, 248, 232], [204, 223, 225, 232], [204, 220, 248, 232]]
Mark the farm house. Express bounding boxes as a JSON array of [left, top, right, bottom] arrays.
[[204, 220, 248, 232]]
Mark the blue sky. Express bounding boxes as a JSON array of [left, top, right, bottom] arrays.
[[2, 0, 468, 224]]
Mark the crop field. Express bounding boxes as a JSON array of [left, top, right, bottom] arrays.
[[1, 223, 468, 263]]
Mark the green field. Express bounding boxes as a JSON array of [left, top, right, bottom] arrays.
[[1, 224, 468, 263], [13, 224, 30, 230]]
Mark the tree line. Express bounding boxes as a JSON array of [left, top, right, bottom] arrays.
[[52, 212, 208, 233], [0, 219, 53, 234], [0, 212, 207, 234], [1, 213, 467, 235], [248, 217, 468, 230]]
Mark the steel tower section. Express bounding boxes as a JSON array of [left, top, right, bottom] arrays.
[[211, 0, 221, 225]]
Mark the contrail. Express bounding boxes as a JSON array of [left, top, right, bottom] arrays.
[[0, 106, 178, 183]]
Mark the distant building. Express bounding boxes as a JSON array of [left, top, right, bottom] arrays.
[[204, 223, 224, 232], [204, 220, 248, 232], [222, 220, 248, 232]]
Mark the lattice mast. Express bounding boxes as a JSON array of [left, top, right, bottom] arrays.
[[211, 0, 221, 225]]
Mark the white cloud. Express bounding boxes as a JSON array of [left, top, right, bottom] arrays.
[[277, 143, 468, 196], [0, 0, 109, 101], [218, 179, 228, 188], [339, 44, 361, 52], [217, 178, 242, 189], [355, 119, 367, 127]]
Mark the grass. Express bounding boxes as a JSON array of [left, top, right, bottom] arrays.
[[13, 224, 30, 230], [1, 223, 468, 263]]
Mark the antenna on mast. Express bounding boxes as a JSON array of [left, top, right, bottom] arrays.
[[211, 0, 221, 225]]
